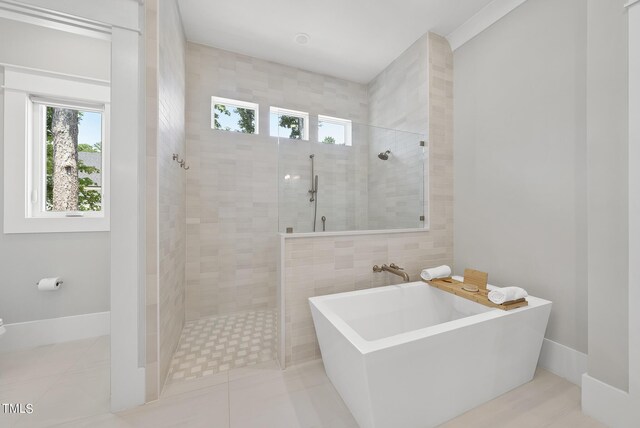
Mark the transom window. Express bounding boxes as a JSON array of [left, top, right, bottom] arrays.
[[211, 96, 259, 134], [270, 107, 309, 140], [318, 115, 352, 146]]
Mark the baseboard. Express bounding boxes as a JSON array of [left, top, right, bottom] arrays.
[[582, 373, 637, 427], [0, 311, 110, 354], [537, 338, 587, 386]]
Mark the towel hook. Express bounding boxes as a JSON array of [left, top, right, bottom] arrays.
[[172, 154, 189, 170]]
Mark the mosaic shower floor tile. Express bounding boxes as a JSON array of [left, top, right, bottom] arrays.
[[166, 309, 277, 385]]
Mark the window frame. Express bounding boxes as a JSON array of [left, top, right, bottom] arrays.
[[29, 97, 109, 219], [3, 67, 110, 233], [269, 106, 309, 140], [317, 114, 352, 146], [211, 96, 259, 134]]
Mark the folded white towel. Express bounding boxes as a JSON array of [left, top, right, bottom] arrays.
[[488, 287, 528, 304], [453, 275, 528, 304], [420, 265, 452, 281]]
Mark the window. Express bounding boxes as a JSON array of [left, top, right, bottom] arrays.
[[211, 96, 258, 134], [3, 68, 110, 233], [318, 115, 352, 146], [31, 99, 105, 216], [270, 107, 309, 140]]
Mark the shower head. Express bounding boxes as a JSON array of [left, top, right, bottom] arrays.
[[378, 150, 391, 160]]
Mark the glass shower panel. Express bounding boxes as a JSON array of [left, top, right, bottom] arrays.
[[276, 112, 313, 233], [384, 128, 425, 229], [367, 125, 396, 230], [311, 136, 357, 232], [277, 121, 425, 233]]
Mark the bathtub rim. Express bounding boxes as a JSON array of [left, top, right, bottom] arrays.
[[309, 281, 552, 355]]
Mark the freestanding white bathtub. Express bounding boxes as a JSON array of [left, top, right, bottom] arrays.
[[309, 281, 552, 428]]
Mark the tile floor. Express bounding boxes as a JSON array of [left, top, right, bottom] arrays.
[[0, 336, 109, 428], [167, 310, 276, 385], [0, 335, 605, 428]]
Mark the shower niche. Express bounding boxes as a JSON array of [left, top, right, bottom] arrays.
[[277, 121, 427, 233]]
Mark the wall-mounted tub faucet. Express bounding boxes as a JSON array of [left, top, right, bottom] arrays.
[[373, 263, 410, 282]]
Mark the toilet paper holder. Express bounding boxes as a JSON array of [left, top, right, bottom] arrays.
[[36, 277, 63, 291]]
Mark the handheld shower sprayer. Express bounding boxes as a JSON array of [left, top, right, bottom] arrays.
[[309, 154, 319, 231], [309, 154, 316, 202]]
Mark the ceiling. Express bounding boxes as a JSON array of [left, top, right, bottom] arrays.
[[177, 0, 495, 84]]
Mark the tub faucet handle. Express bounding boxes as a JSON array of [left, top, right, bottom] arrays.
[[389, 263, 404, 270]]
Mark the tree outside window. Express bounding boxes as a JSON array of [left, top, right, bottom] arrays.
[[45, 106, 102, 211], [213, 103, 256, 134]]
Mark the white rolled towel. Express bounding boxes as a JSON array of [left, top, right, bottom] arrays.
[[488, 287, 528, 304], [420, 265, 452, 281]]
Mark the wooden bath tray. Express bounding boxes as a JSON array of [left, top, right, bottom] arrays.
[[422, 277, 528, 311]]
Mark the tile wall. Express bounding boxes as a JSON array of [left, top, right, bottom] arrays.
[[367, 126, 426, 230], [368, 34, 430, 230], [185, 45, 369, 320], [145, 0, 187, 400], [428, 33, 455, 245], [157, 0, 187, 395]]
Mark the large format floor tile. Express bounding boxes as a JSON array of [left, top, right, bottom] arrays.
[[61, 382, 230, 428], [0, 336, 109, 428], [227, 360, 357, 428], [0, 338, 95, 387], [1, 334, 605, 428], [439, 369, 601, 428], [14, 365, 110, 428]]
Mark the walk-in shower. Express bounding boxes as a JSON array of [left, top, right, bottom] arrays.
[[277, 122, 427, 233]]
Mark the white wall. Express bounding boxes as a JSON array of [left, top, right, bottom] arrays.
[[143, 0, 160, 400], [453, 0, 588, 355], [582, 2, 635, 424], [0, 18, 111, 80], [586, 0, 629, 392], [2, 0, 146, 411], [0, 19, 111, 324], [13, 0, 139, 31]]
